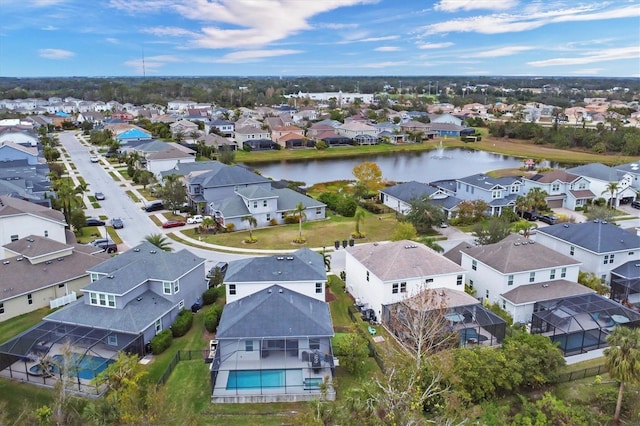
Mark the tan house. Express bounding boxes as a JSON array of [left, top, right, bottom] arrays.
[[271, 125, 304, 147]]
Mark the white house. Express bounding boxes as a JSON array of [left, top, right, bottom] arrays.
[[535, 221, 640, 284], [449, 234, 581, 308], [345, 240, 466, 319], [520, 170, 594, 210], [223, 248, 327, 303], [567, 163, 637, 207]]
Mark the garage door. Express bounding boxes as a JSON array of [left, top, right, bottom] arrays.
[[547, 199, 563, 208]]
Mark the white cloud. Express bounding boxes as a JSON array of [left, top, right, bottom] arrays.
[[421, 4, 640, 36], [317, 23, 359, 30], [105, 38, 119, 44], [214, 49, 302, 63], [24, 0, 68, 6], [469, 45, 534, 58], [435, 0, 518, 12], [41, 25, 58, 31], [337, 35, 399, 45], [362, 61, 408, 68], [141, 26, 199, 38], [528, 46, 639, 67], [417, 42, 454, 49], [570, 68, 603, 75], [374, 46, 401, 52], [38, 48, 74, 59]]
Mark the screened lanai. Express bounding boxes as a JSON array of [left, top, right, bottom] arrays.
[[610, 262, 640, 310], [0, 321, 143, 394], [531, 293, 640, 356]]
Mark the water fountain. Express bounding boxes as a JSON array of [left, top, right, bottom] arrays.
[[430, 140, 451, 159]]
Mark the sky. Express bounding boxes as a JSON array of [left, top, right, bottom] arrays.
[[1, 0, 639, 78]]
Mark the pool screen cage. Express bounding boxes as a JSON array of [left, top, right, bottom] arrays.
[[210, 337, 335, 400], [0, 321, 142, 395], [531, 293, 640, 356]]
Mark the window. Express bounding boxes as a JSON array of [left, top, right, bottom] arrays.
[[281, 212, 286, 219], [425, 278, 434, 284], [551, 183, 560, 192], [266, 213, 271, 221], [529, 272, 535, 283], [253, 201, 258, 208], [163, 281, 172, 295], [456, 275, 463, 286], [511, 185, 519, 193], [469, 280, 474, 289], [90, 292, 97, 305], [90, 273, 101, 282], [315, 282, 323, 294], [400, 282, 407, 293], [99, 293, 106, 306], [630, 252, 635, 256], [561, 267, 566, 278], [550, 269, 556, 280], [263, 200, 268, 207], [316, 208, 322, 215], [179, 300, 184, 309], [107, 295, 115, 308], [485, 289, 489, 299], [229, 284, 236, 295], [245, 341, 254, 352], [0, 303, 4, 314], [155, 319, 162, 334], [508, 275, 514, 286], [392, 283, 399, 294], [44, 230, 48, 237], [502, 300, 506, 310], [58, 283, 65, 288], [604, 254, 614, 264], [492, 190, 501, 199], [601, 275, 606, 283], [570, 246, 574, 256], [10, 235, 18, 242], [310, 338, 320, 350], [27, 293, 33, 305], [471, 260, 477, 271], [107, 335, 118, 346], [366, 271, 369, 282], [173, 280, 180, 294]]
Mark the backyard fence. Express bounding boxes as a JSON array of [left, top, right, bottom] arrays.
[[557, 365, 606, 383], [157, 349, 209, 385], [347, 306, 386, 374]]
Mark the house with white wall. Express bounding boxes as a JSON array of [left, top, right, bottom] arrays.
[[567, 163, 636, 207], [520, 170, 594, 210], [535, 221, 640, 284], [379, 180, 462, 219], [345, 240, 466, 319]]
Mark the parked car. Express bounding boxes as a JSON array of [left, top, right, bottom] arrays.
[[206, 261, 228, 278], [88, 238, 117, 253], [94, 192, 105, 200], [187, 215, 204, 224], [162, 220, 186, 229], [90, 155, 99, 163], [111, 217, 124, 229], [86, 218, 106, 226], [516, 210, 538, 221], [632, 200, 640, 209], [144, 200, 164, 212], [539, 215, 557, 225]]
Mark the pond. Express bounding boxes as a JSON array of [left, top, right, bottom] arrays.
[[250, 148, 551, 187]]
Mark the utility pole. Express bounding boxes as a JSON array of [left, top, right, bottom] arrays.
[[428, 81, 432, 96]]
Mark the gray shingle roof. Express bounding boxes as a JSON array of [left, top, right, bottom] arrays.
[[236, 186, 278, 200], [0, 195, 65, 223], [160, 160, 224, 177], [611, 260, 640, 279], [225, 248, 326, 283], [537, 221, 640, 253], [459, 234, 581, 273], [380, 181, 437, 202], [567, 163, 623, 182], [347, 240, 465, 281], [457, 173, 521, 190], [190, 163, 270, 188], [273, 187, 325, 211], [216, 285, 333, 339], [501, 280, 594, 304], [84, 241, 205, 295]]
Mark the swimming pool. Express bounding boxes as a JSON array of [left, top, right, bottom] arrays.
[[226, 369, 302, 390], [29, 353, 114, 380]]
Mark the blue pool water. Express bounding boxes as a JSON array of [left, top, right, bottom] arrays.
[[226, 369, 287, 390], [29, 353, 114, 380]]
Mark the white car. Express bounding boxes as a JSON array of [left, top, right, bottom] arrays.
[[187, 215, 204, 224], [90, 155, 99, 163]]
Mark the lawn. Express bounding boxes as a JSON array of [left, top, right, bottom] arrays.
[[181, 211, 401, 250], [0, 307, 49, 344]]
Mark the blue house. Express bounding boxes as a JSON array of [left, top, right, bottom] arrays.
[[116, 128, 153, 144], [455, 173, 523, 216]]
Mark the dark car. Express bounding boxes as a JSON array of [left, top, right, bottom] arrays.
[[539, 215, 557, 225], [111, 217, 124, 229], [632, 200, 640, 209], [516, 210, 538, 221], [86, 218, 106, 226], [94, 192, 105, 201], [88, 238, 117, 253], [206, 261, 228, 278], [144, 200, 165, 212], [162, 220, 186, 229]]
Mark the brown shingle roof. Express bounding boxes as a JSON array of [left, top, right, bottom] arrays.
[[0, 196, 65, 224], [528, 170, 580, 184]]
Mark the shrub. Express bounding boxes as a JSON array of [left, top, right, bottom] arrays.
[[171, 309, 194, 337], [225, 223, 235, 232], [204, 305, 222, 333], [202, 287, 219, 305], [269, 218, 278, 226], [284, 215, 299, 224], [150, 329, 173, 355], [358, 199, 385, 214], [336, 196, 357, 217]]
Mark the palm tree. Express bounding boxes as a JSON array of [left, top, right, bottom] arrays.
[[602, 182, 619, 209], [144, 234, 173, 252], [526, 187, 549, 212], [353, 208, 366, 238], [604, 326, 640, 423], [241, 215, 257, 242], [293, 202, 306, 241], [201, 216, 215, 233], [514, 195, 532, 219]]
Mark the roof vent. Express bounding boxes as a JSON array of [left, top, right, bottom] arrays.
[[563, 224, 569, 228], [276, 256, 285, 260], [286, 256, 294, 260], [26, 238, 34, 242], [150, 250, 157, 254], [57, 257, 63, 261], [542, 283, 549, 288], [136, 296, 142, 301], [134, 248, 140, 252], [107, 275, 114, 279], [278, 289, 284, 293], [267, 289, 272, 293], [45, 260, 52, 265], [2, 260, 9, 265], [529, 240, 535, 244], [16, 257, 23, 261], [514, 242, 520, 246]]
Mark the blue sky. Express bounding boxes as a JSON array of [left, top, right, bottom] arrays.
[[1, 0, 639, 78]]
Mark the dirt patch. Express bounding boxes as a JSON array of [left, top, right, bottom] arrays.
[[325, 287, 337, 302]]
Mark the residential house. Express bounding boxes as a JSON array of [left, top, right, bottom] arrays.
[[399, 120, 434, 140], [521, 170, 594, 209], [76, 111, 104, 126], [0, 126, 39, 147], [454, 173, 523, 216], [567, 163, 636, 207], [211, 284, 335, 403], [0, 159, 52, 205], [270, 125, 304, 148], [345, 240, 466, 319], [447, 234, 582, 322], [0, 141, 40, 166], [223, 248, 327, 303], [170, 119, 199, 137], [535, 221, 640, 284], [111, 111, 134, 121], [107, 125, 153, 145], [379, 181, 461, 219], [234, 125, 271, 144], [335, 121, 379, 145], [0, 236, 109, 321], [429, 113, 463, 126], [145, 146, 196, 178], [429, 123, 475, 138], [614, 161, 640, 192], [0, 196, 68, 253], [206, 119, 235, 137], [196, 133, 238, 151]]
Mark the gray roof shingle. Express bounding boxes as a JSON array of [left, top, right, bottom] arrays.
[[537, 221, 640, 254], [225, 248, 326, 283], [380, 181, 437, 202], [501, 280, 594, 304]]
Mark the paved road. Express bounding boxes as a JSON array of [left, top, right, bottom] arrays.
[[56, 131, 249, 268]]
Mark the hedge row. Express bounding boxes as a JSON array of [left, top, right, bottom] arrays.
[[202, 286, 225, 305], [204, 305, 223, 333], [171, 309, 194, 337], [318, 193, 357, 217], [150, 329, 173, 355]]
